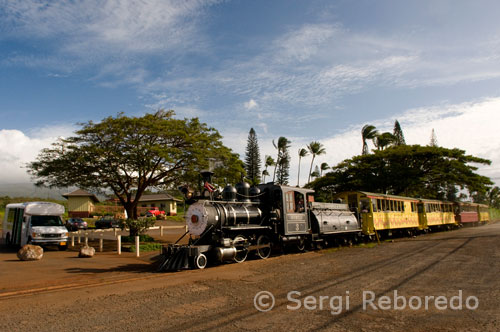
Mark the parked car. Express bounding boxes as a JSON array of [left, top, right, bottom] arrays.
[[95, 217, 122, 229], [66, 218, 88, 231], [145, 208, 165, 217]]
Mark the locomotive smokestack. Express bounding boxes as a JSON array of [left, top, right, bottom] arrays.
[[200, 170, 214, 184]]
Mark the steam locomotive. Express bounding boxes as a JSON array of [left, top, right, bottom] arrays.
[[158, 172, 360, 271]]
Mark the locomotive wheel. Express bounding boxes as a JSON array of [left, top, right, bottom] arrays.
[[233, 235, 248, 263], [296, 239, 306, 252], [194, 253, 208, 269], [256, 235, 272, 259]]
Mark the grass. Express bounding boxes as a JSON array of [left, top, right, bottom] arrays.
[[126, 242, 163, 252], [323, 241, 378, 253]]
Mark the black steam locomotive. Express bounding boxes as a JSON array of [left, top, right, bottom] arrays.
[[158, 172, 360, 271]]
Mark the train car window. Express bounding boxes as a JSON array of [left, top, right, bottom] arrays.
[[377, 199, 382, 211], [307, 194, 315, 203], [294, 192, 305, 213], [285, 191, 306, 213], [372, 198, 378, 212], [360, 199, 370, 213], [285, 191, 295, 213]]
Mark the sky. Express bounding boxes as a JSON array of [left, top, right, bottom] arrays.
[[0, 0, 499, 190]]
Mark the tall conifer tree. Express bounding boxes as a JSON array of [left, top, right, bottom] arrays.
[[244, 128, 261, 184], [393, 120, 406, 146]]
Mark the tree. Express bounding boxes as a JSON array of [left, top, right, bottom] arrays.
[[307, 141, 326, 183], [309, 145, 492, 201], [28, 111, 244, 228], [374, 132, 396, 151], [320, 162, 329, 177], [311, 165, 320, 180], [244, 128, 261, 185], [261, 169, 269, 183], [272, 137, 291, 183], [393, 120, 406, 146], [488, 186, 500, 209], [361, 124, 379, 155], [429, 129, 438, 147], [262, 155, 275, 183], [297, 148, 309, 187], [276, 147, 290, 185]]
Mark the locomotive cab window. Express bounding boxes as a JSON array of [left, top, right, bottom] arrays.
[[285, 191, 305, 213]]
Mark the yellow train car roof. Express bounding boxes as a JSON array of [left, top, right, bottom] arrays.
[[335, 191, 419, 202]]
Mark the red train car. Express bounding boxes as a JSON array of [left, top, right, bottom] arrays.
[[454, 202, 479, 225]]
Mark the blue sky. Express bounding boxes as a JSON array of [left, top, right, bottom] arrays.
[[1, 0, 500, 188]]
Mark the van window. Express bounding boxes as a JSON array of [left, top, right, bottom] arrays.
[[31, 215, 64, 227]]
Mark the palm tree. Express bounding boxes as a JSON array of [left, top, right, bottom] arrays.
[[374, 132, 396, 150], [320, 162, 329, 177], [297, 148, 308, 187], [261, 169, 269, 183], [361, 124, 378, 155], [272, 137, 290, 182], [307, 141, 326, 183], [262, 155, 274, 183]]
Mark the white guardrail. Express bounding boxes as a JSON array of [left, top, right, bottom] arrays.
[[68, 225, 187, 257]]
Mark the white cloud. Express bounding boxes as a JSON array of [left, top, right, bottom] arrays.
[[244, 99, 258, 110], [0, 125, 76, 184], [0, 0, 218, 85], [274, 24, 339, 63]]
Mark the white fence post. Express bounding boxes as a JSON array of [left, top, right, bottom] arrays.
[[84, 233, 88, 246], [117, 235, 121, 255], [160, 226, 164, 236], [77, 230, 81, 244], [99, 234, 103, 252], [135, 236, 140, 257], [71, 235, 75, 247]]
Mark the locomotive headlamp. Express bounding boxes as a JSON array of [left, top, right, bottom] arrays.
[[191, 215, 199, 224]]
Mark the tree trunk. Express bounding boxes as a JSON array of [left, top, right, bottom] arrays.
[[297, 157, 302, 187], [308, 156, 315, 184]]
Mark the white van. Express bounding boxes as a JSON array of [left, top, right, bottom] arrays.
[[2, 202, 69, 250]]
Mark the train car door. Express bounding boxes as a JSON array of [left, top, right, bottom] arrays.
[[283, 190, 308, 235], [8, 207, 24, 246]]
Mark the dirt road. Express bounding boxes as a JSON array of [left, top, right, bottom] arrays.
[[0, 222, 498, 331]]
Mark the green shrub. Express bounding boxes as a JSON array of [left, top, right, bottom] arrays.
[[127, 242, 163, 252], [121, 218, 156, 236]]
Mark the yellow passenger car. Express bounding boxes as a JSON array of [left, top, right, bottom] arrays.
[[417, 199, 456, 229], [333, 191, 420, 235], [478, 204, 490, 223]]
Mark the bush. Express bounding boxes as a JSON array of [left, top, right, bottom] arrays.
[[121, 218, 156, 236]]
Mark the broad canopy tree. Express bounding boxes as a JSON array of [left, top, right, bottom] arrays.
[[28, 110, 244, 221], [309, 145, 492, 201]]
